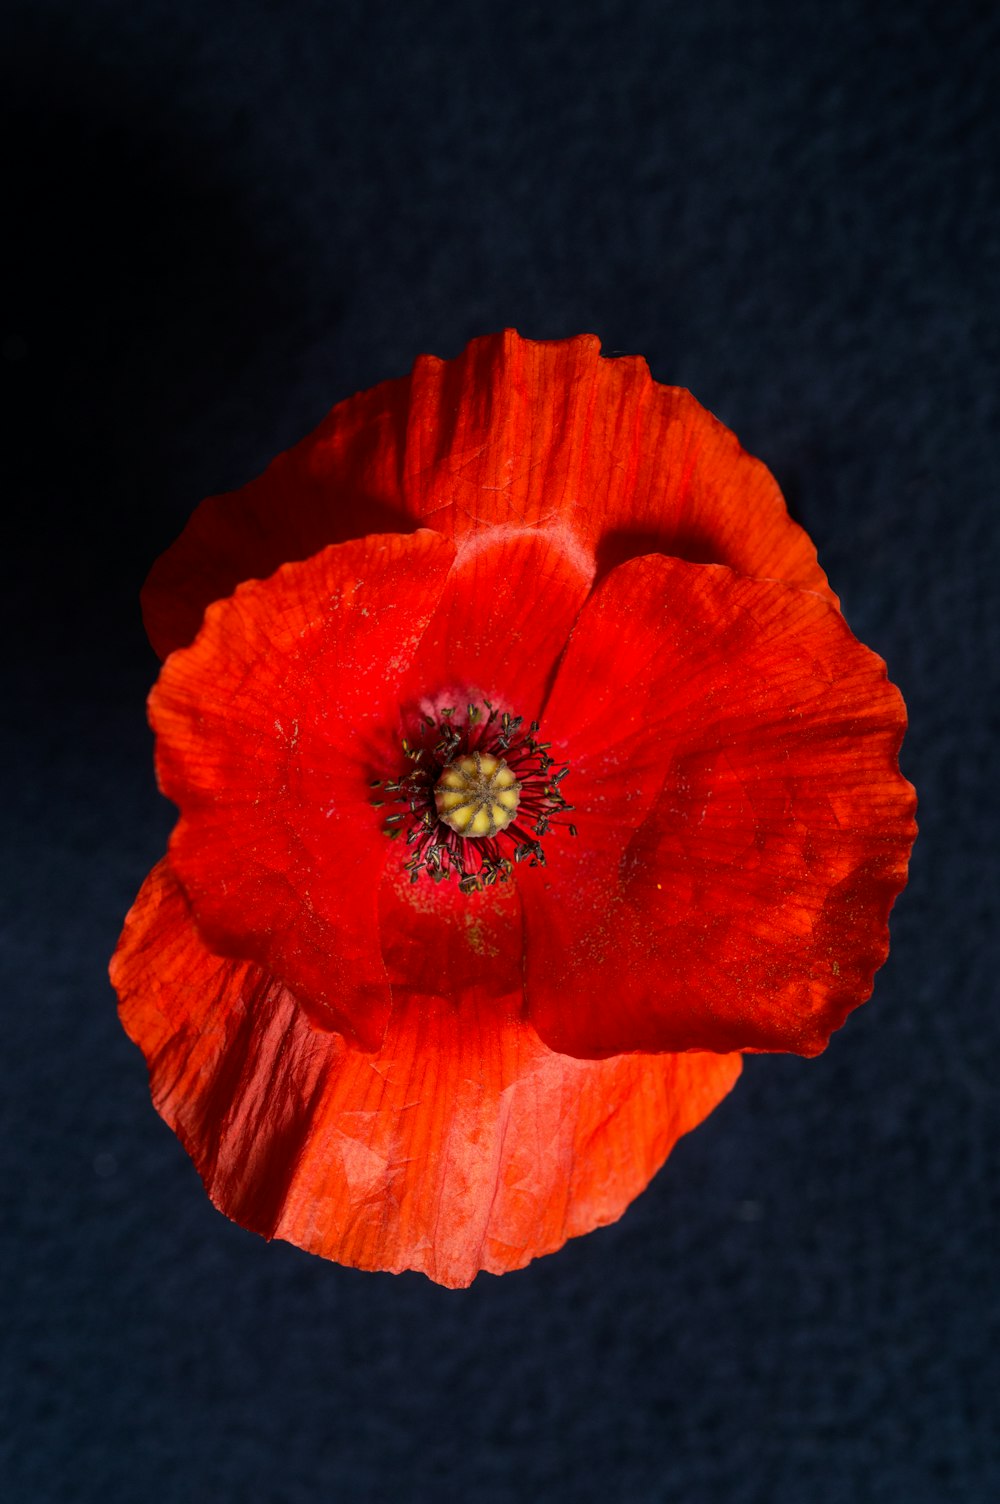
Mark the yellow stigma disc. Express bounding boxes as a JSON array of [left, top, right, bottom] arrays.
[[434, 752, 521, 839]]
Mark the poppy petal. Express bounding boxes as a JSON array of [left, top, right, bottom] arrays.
[[521, 555, 916, 1059], [403, 331, 834, 603], [150, 529, 456, 1049], [377, 835, 526, 1004], [397, 525, 592, 727], [142, 331, 832, 659], [112, 861, 743, 1288]]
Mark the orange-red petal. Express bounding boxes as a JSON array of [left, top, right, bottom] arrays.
[[521, 555, 916, 1059], [142, 331, 833, 660], [112, 861, 742, 1288]]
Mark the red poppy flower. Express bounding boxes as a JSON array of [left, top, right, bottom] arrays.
[[111, 331, 916, 1287]]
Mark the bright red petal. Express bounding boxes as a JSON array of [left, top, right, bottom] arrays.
[[150, 530, 456, 1049], [521, 555, 916, 1059], [396, 526, 591, 728], [112, 861, 742, 1288], [377, 840, 526, 1004], [143, 331, 832, 659], [151, 528, 588, 1045]]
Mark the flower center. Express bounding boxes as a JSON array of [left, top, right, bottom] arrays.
[[372, 700, 575, 894], [434, 752, 520, 838]]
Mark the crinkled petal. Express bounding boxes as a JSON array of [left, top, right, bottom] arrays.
[[521, 555, 916, 1059], [402, 332, 833, 603], [377, 854, 525, 1005], [143, 331, 833, 659], [150, 530, 456, 1049], [396, 526, 591, 727], [151, 527, 588, 1045], [111, 861, 742, 1288]]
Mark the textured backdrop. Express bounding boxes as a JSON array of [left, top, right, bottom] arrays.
[[3, 1, 998, 1500]]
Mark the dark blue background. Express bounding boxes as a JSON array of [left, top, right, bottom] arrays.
[[4, 1, 998, 1500]]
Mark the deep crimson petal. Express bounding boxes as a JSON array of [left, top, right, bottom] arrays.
[[142, 376, 417, 661], [152, 527, 588, 1044], [377, 852, 525, 1004], [150, 530, 456, 1049], [521, 555, 916, 1059], [143, 331, 833, 659], [112, 861, 742, 1288]]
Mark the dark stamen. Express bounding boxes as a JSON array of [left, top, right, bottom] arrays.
[[373, 698, 575, 893]]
